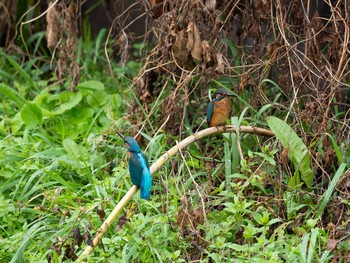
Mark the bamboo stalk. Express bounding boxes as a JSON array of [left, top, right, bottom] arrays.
[[76, 125, 274, 261]]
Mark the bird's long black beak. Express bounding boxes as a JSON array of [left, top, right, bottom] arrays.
[[222, 92, 236, 97], [116, 131, 125, 140]]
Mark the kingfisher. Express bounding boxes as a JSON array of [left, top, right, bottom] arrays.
[[116, 132, 152, 199], [206, 88, 236, 127]]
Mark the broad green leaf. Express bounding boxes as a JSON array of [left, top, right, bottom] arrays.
[[51, 92, 83, 115], [267, 116, 313, 188], [20, 102, 43, 129], [87, 89, 110, 107], [63, 138, 79, 160], [69, 107, 94, 124], [77, 80, 105, 91], [36, 90, 83, 116], [297, 153, 313, 188]]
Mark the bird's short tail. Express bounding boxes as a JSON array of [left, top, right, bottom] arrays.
[[140, 169, 152, 199]]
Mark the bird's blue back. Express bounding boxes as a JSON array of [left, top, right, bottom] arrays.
[[129, 152, 152, 199], [206, 100, 215, 125]]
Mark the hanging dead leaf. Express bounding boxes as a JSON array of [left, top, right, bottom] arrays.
[[70, 61, 80, 91], [173, 30, 189, 66], [187, 22, 194, 52], [46, 2, 60, 49], [202, 40, 211, 62], [215, 52, 224, 73], [187, 21, 202, 61]]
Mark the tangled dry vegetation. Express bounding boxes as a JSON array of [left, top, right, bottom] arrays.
[[130, 0, 350, 137], [124, 0, 349, 172]]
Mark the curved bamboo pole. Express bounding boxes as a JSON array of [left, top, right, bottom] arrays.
[[76, 125, 274, 261]]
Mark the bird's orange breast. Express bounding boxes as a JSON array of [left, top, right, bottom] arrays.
[[209, 98, 231, 127]]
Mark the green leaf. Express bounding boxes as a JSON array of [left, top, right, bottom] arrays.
[[285, 191, 309, 219], [77, 80, 105, 91], [20, 102, 43, 129], [87, 89, 110, 107], [256, 104, 272, 120], [267, 116, 313, 188], [42, 91, 83, 116], [315, 163, 346, 218], [5, 54, 39, 90], [11, 112, 24, 133], [325, 133, 342, 164], [0, 83, 26, 107], [306, 228, 319, 263], [63, 138, 79, 160]]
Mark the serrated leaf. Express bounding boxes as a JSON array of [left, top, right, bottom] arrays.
[[63, 138, 79, 160], [77, 80, 105, 91], [267, 116, 313, 188], [20, 102, 43, 129], [51, 92, 83, 115]]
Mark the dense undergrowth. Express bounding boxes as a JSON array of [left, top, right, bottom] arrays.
[[0, 19, 350, 263]]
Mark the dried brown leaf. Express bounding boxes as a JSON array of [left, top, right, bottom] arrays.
[[248, 20, 260, 40], [187, 21, 202, 61], [63, 244, 78, 261], [205, 0, 216, 11], [96, 208, 106, 222], [267, 41, 282, 61], [215, 52, 224, 73], [193, 207, 204, 225], [173, 30, 189, 65], [46, 2, 60, 49], [116, 214, 128, 231], [326, 239, 338, 250], [192, 22, 202, 61], [202, 40, 211, 62], [84, 229, 93, 247], [71, 227, 83, 247], [186, 22, 194, 52]]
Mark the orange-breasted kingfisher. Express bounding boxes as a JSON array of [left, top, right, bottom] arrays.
[[117, 132, 152, 199], [206, 88, 236, 127]]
